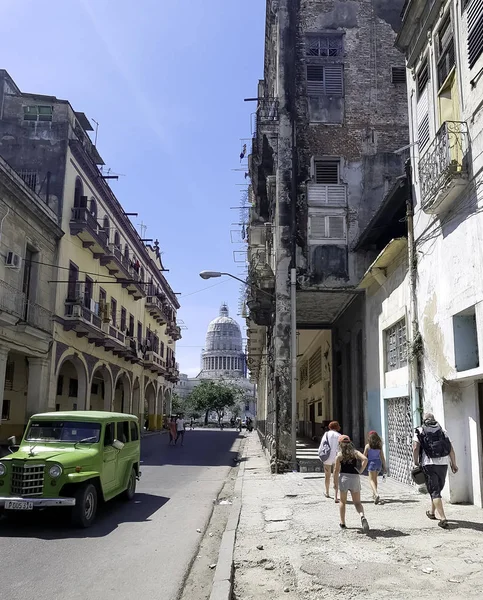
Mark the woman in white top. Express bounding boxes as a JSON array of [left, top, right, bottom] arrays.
[[318, 421, 342, 502]]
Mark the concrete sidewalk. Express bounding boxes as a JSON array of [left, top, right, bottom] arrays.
[[233, 433, 483, 599]]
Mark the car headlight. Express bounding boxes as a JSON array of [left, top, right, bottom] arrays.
[[0, 463, 6, 476], [49, 465, 62, 478]]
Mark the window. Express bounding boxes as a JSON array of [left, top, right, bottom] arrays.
[[437, 14, 455, 88], [120, 307, 127, 332], [160, 341, 165, 357], [391, 67, 406, 84], [130, 421, 139, 441], [89, 198, 97, 219], [23, 105, 53, 122], [308, 214, 346, 241], [385, 319, 408, 371], [129, 314, 134, 337], [317, 402, 323, 417], [416, 61, 430, 150], [111, 298, 117, 326], [453, 306, 479, 371], [309, 347, 322, 386], [114, 231, 121, 249], [306, 34, 343, 57], [307, 64, 344, 96], [300, 361, 308, 389], [5, 360, 14, 391], [84, 276, 93, 309], [56, 375, 64, 396], [68, 378, 78, 397], [117, 421, 130, 444], [137, 321, 143, 344], [2, 399, 11, 421], [466, 0, 483, 68], [104, 423, 115, 446], [314, 160, 339, 184]]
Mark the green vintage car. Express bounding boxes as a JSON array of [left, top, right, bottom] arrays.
[[0, 411, 141, 528]]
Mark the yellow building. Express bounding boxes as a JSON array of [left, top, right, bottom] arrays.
[[0, 70, 181, 438]]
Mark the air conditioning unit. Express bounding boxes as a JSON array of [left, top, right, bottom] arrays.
[[72, 304, 82, 317], [5, 251, 21, 269]]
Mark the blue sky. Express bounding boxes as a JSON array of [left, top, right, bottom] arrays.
[[0, 0, 265, 376]]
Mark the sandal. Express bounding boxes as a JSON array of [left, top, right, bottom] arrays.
[[324, 493, 330, 498], [438, 520, 449, 529], [374, 495, 380, 505], [426, 511, 437, 520], [335, 498, 340, 504], [339, 523, 347, 529]]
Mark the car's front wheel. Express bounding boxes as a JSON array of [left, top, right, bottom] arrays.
[[123, 468, 137, 501], [71, 482, 98, 528]]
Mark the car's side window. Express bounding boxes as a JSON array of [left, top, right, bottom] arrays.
[[118, 421, 130, 443], [104, 423, 115, 446], [130, 421, 139, 441]]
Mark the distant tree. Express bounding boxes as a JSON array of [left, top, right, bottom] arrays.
[[188, 380, 243, 426]]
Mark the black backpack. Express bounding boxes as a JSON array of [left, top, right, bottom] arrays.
[[416, 424, 451, 459]]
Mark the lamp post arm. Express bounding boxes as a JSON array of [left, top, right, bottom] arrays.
[[221, 273, 273, 299]]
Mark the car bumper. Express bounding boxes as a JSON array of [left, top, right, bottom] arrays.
[[0, 496, 76, 507]]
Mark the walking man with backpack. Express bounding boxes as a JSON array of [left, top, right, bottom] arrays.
[[413, 412, 458, 529]]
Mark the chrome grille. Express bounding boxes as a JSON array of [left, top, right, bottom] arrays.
[[11, 463, 45, 497]]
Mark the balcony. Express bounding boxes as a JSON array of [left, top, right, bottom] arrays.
[[166, 362, 180, 382], [145, 295, 169, 325], [64, 298, 104, 341], [307, 184, 347, 207], [0, 280, 52, 334], [166, 322, 182, 341], [418, 121, 470, 214], [70, 207, 109, 254], [100, 244, 146, 300], [143, 350, 166, 374]]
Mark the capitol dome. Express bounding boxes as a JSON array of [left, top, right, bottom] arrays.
[[201, 304, 246, 377]]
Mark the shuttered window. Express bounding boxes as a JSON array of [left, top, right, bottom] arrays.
[[392, 67, 406, 84], [314, 160, 339, 184], [466, 0, 483, 69], [416, 61, 430, 150], [385, 319, 408, 371], [309, 348, 322, 386], [307, 64, 344, 96], [308, 214, 346, 241]]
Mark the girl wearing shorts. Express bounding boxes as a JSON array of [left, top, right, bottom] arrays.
[[364, 430, 386, 504], [333, 435, 369, 531]]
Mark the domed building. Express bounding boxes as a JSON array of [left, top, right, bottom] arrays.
[[200, 304, 247, 379], [176, 304, 255, 420]]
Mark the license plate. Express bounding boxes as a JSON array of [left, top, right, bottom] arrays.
[[4, 500, 34, 511]]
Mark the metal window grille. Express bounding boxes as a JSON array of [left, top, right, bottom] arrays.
[[18, 169, 38, 191], [314, 160, 339, 184], [4, 361, 14, 391], [385, 319, 408, 371], [309, 347, 322, 386], [306, 35, 343, 57], [386, 397, 414, 485], [466, 0, 483, 68], [391, 67, 406, 84]]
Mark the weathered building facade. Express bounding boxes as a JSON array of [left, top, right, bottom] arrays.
[[246, 0, 409, 467], [0, 70, 181, 438], [0, 156, 63, 442], [396, 0, 483, 505]]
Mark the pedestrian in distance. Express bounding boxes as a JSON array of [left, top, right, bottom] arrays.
[[190, 417, 194, 430], [175, 414, 186, 446], [363, 430, 387, 504], [169, 416, 177, 446], [413, 412, 458, 529], [318, 421, 342, 502], [333, 435, 370, 531]]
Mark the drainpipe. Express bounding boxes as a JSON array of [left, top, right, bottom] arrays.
[[405, 160, 423, 426]]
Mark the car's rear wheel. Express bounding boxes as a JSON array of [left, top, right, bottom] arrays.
[[71, 482, 98, 528], [123, 468, 136, 501]]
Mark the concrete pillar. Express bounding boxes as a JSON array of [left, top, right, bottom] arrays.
[[0, 346, 10, 424], [26, 357, 50, 417]]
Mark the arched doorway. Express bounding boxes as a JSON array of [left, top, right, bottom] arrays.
[[55, 355, 88, 411], [145, 382, 156, 430], [90, 364, 113, 411], [113, 372, 131, 413], [132, 377, 141, 419]]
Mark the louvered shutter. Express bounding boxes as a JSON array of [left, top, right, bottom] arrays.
[[314, 160, 339, 184], [324, 64, 344, 96], [467, 0, 483, 68], [327, 216, 346, 239], [307, 65, 324, 95], [309, 215, 326, 239]]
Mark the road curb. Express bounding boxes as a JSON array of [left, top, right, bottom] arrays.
[[208, 437, 247, 600]]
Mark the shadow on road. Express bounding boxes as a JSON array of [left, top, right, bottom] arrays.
[[142, 429, 242, 467], [0, 492, 169, 539]]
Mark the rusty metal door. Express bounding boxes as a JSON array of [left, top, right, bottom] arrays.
[[386, 396, 413, 485]]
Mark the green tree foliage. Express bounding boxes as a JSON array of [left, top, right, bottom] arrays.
[[187, 380, 243, 426]]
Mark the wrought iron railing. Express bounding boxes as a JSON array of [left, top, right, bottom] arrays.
[[418, 121, 469, 209], [0, 280, 25, 317], [25, 302, 53, 332], [257, 98, 279, 121], [71, 207, 109, 246]]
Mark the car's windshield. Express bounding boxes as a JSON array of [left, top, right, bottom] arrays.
[[25, 421, 102, 443]]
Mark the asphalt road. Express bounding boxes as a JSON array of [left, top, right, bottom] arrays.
[[0, 429, 241, 600]]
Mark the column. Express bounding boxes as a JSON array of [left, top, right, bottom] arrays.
[[26, 357, 50, 417], [0, 346, 10, 424]]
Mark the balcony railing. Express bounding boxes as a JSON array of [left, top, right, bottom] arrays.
[[25, 302, 53, 332], [64, 301, 102, 329], [257, 98, 279, 122], [146, 295, 168, 324], [144, 351, 166, 372], [0, 280, 52, 332], [70, 207, 109, 248], [0, 280, 25, 317], [418, 121, 470, 214]]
